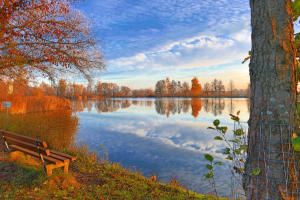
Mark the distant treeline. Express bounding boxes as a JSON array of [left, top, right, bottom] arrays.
[[0, 77, 250, 100]]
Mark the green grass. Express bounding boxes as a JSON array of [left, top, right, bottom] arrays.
[[0, 145, 227, 200]]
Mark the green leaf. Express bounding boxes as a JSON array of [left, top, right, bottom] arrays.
[[219, 126, 228, 134], [204, 172, 213, 180], [234, 128, 244, 136], [215, 161, 222, 166], [229, 139, 239, 143], [226, 155, 233, 160], [207, 127, 215, 130], [229, 114, 240, 122], [250, 168, 261, 176], [292, 0, 300, 21], [234, 149, 242, 155], [214, 136, 223, 140], [206, 164, 213, 170], [223, 148, 230, 155], [237, 111, 240, 115], [242, 55, 251, 64], [213, 119, 220, 127], [292, 136, 300, 151], [204, 154, 214, 162]]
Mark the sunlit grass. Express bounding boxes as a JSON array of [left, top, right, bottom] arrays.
[[0, 145, 227, 199]]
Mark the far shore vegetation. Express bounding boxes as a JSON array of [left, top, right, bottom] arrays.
[[0, 78, 250, 101]]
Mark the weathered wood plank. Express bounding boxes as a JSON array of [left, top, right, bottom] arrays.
[[1, 130, 47, 148], [9, 145, 62, 164], [5, 136, 50, 156], [48, 153, 69, 163], [50, 149, 76, 161]]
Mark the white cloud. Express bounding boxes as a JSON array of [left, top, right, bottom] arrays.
[[108, 31, 250, 71]]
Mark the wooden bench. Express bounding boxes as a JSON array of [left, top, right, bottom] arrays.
[[0, 130, 76, 176]]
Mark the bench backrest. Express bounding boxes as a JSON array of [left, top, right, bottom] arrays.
[[0, 130, 47, 148], [0, 130, 76, 163]]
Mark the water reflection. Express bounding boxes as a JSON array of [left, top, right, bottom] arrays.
[[72, 98, 249, 118], [0, 97, 78, 149], [2, 97, 250, 197], [202, 98, 225, 116], [74, 98, 250, 197]]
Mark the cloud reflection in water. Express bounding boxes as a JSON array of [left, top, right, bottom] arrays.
[[74, 98, 249, 196]]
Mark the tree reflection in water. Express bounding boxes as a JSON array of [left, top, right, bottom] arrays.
[[71, 98, 239, 118], [0, 97, 78, 150], [0, 97, 250, 152], [202, 98, 226, 116]]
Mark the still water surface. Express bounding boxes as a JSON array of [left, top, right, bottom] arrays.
[[73, 98, 249, 197]]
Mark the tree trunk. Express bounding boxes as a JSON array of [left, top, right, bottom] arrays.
[[245, 0, 299, 199]]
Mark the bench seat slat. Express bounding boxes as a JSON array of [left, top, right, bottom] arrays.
[[1, 130, 47, 148], [9, 145, 62, 164], [5, 136, 50, 156], [48, 153, 69, 163], [50, 149, 76, 161]]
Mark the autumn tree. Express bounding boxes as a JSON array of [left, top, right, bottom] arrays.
[[31, 87, 44, 97], [155, 80, 167, 96], [191, 77, 202, 96], [120, 86, 131, 97], [182, 82, 190, 97], [57, 79, 67, 97], [0, 0, 104, 81], [245, 0, 299, 199], [40, 82, 55, 96]]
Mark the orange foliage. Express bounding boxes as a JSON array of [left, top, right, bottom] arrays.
[[191, 77, 202, 96], [0, 0, 104, 80], [191, 98, 202, 118], [0, 96, 71, 114], [31, 88, 44, 97]]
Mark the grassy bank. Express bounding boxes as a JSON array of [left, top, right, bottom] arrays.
[[0, 145, 225, 200]]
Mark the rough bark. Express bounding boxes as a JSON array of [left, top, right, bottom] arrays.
[[245, 0, 299, 199]]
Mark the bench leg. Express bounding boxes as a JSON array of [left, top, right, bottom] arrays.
[[64, 161, 69, 174], [46, 165, 53, 176]]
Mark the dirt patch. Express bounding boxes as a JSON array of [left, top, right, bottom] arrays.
[[0, 161, 19, 182], [70, 165, 106, 186]]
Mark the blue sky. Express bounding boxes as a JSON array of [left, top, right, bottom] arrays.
[[77, 0, 251, 89]]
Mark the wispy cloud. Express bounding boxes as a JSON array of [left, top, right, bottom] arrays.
[[78, 0, 251, 88]]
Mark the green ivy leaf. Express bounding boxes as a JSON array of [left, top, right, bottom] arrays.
[[226, 155, 233, 160], [204, 172, 213, 180], [213, 119, 220, 127], [215, 161, 222, 166], [207, 127, 216, 130], [204, 154, 214, 162], [229, 139, 239, 143], [206, 164, 213, 170], [229, 114, 240, 122], [223, 148, 230, 155], [219, 126, 228, 134], [234, 149, 242, 155], [214, 136, 223, 140], [250, 168, 261, 176], [292, 136, 300, 151], [234, 128, 244, 136]]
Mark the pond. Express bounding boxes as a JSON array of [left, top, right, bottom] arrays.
[[73, 98, 250, 197]]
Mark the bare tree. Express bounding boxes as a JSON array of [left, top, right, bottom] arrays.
[[228, 80, 234, 97]]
